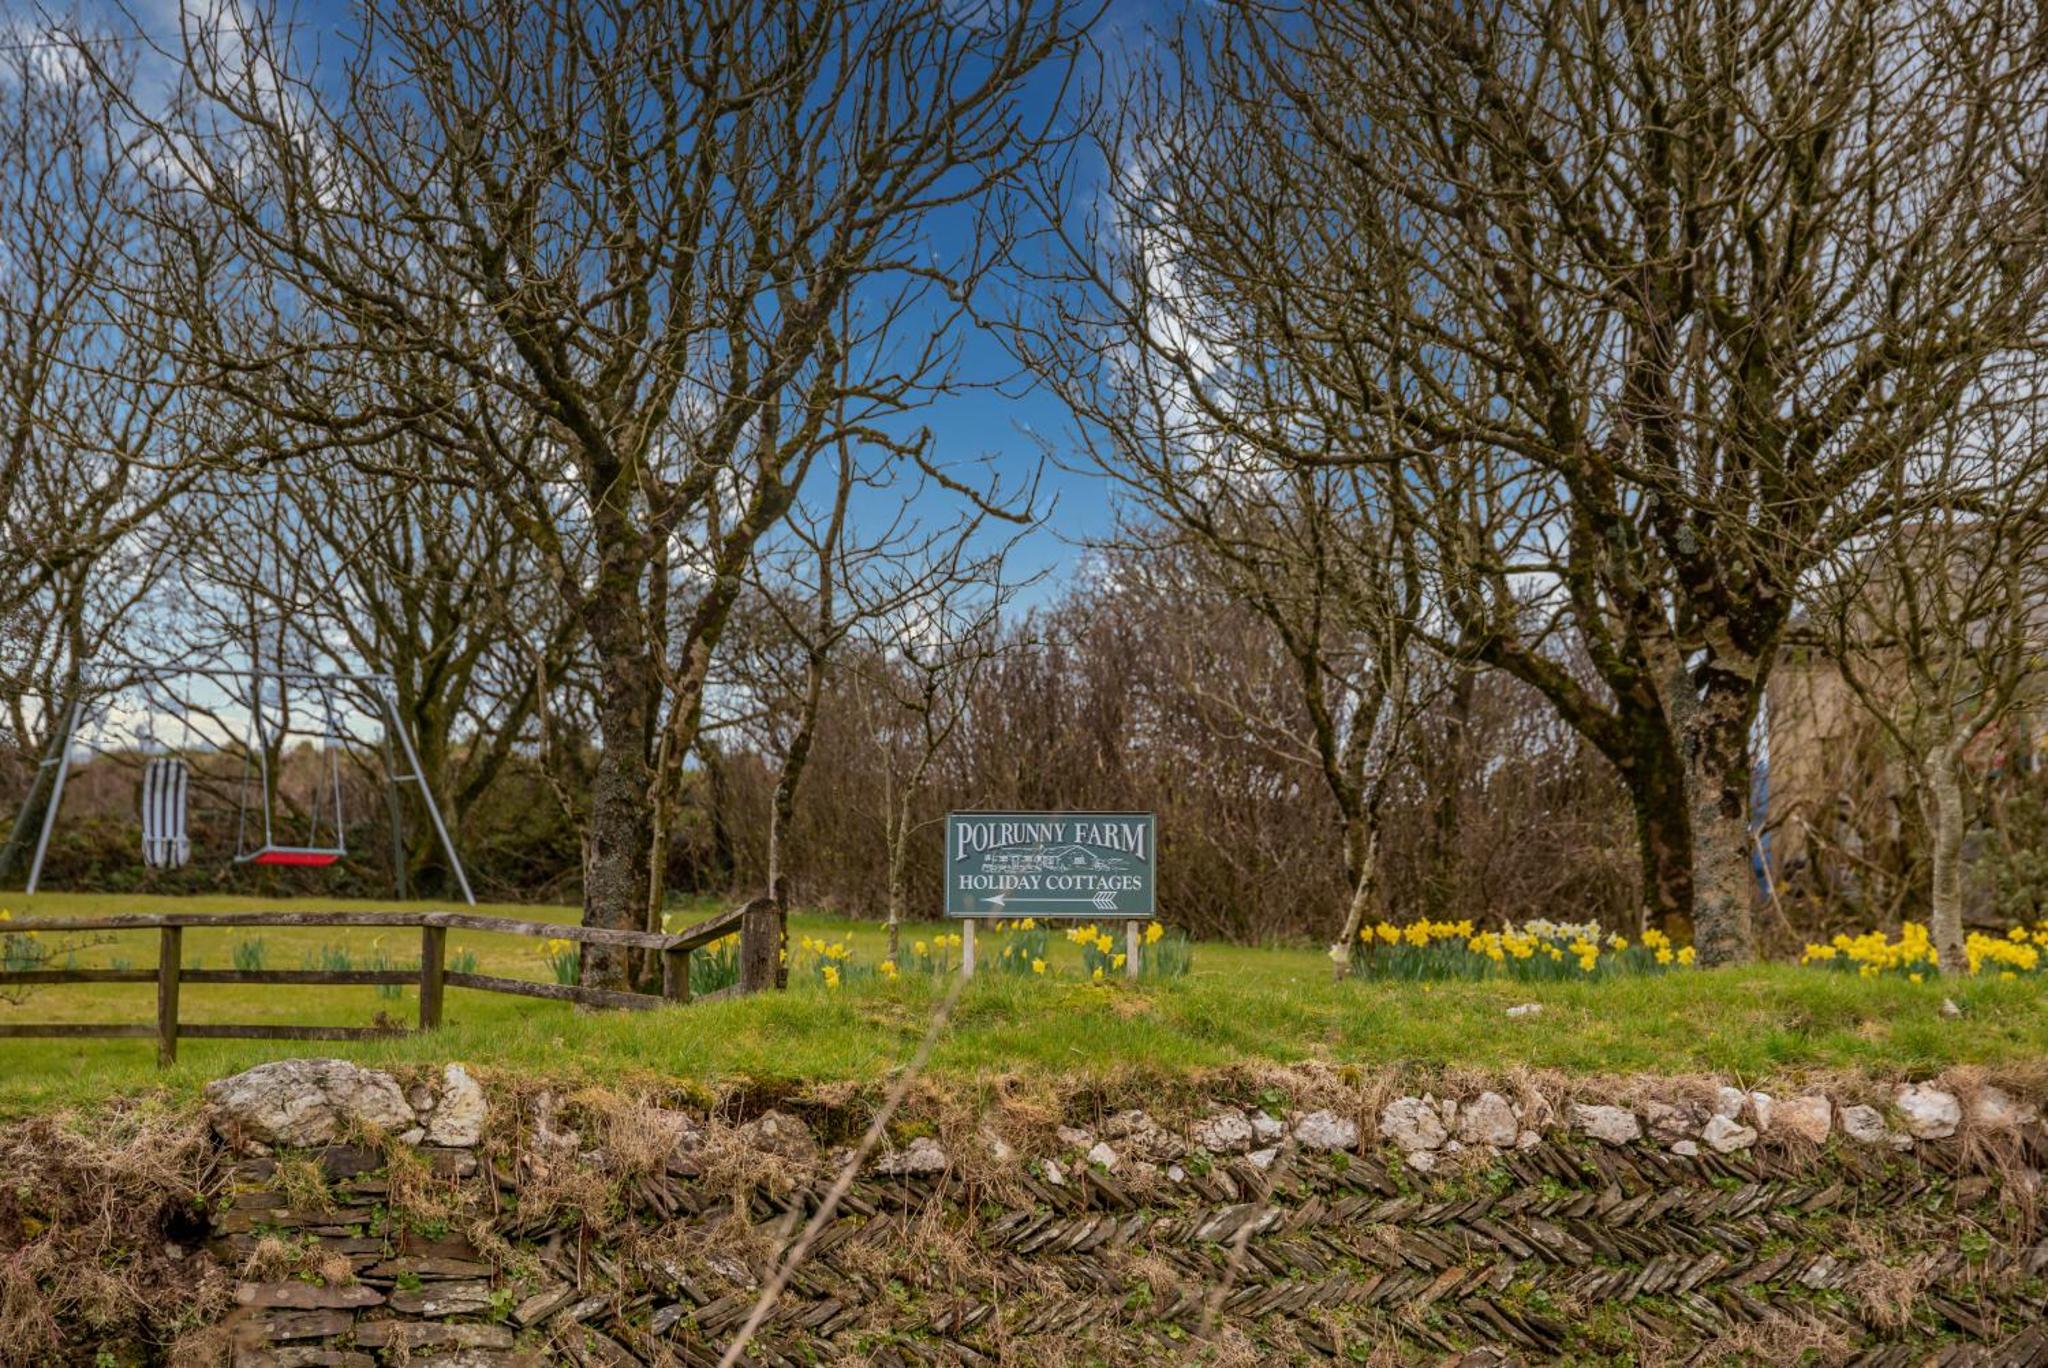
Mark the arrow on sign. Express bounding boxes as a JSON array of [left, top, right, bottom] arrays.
[[984, 891, 1120, 911]]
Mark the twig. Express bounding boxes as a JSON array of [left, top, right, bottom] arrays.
[[717, 970, 970, 1367], [1199, 1129, 1300, 1341]]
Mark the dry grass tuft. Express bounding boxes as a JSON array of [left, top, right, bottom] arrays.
[[1698, 1309, 1856, 1365], [0, 1102, 228, 1361]]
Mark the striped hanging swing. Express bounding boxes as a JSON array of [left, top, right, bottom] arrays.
[[140, 757, 191, 870]]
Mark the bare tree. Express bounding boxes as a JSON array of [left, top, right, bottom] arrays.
[[93, 0, 1087, 984], [1015, 0, 2048, 962], [721, 434, 1024, 908], [1104, 484, 1430, 979], [1811, 399, 2048, 972], [861, 554, 1021, 962], [162, 438, 578, 895], [0, 30, 202, 874]]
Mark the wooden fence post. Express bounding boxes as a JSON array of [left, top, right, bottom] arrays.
[[156, 926, 182, 1068], [1125, 920, 1142, 981], [738, 898, 779, 994], [419, 921, 446, 1030], [662, 944, 691, 1004]]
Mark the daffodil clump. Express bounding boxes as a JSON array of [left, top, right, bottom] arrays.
[[985, 918, 1050, 976], [797, 932, 862, 988], [537, 936, 580, 985], [1799, 921, 2048, 982], [775, 919, 1188, 988], [694, 930, 743, 994], [1354, 917, 1694, 981], [0, 906, 50, 975], [1067, 921, 1130, 980], [906, 932, 965, 976]]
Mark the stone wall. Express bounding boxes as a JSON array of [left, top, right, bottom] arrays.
[[146, 1064, 2048, 1364]]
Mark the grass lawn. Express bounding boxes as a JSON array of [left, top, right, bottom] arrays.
[[2, 891, 2045, 1117]]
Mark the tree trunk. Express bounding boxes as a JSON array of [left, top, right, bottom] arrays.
[[1928, 744, 1968, 976], [1688, 682, 1757, 967], [1423, 670, 1472, 920], [1328, 814, 1380, 982], [768, 648, 828, 900], [580, 599, 656, 990], [1625, 737, 1695, 941], [885, 792, 913, 964]]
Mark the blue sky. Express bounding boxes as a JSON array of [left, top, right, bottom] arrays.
[[38, 0, 1188, 594]]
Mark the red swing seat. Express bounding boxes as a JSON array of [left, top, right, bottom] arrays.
[[243, 848, 343, 868]]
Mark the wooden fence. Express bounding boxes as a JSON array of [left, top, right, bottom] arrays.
[[0, 900, 781, 1066]]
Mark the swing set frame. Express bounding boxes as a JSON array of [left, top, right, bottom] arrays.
[[8, 666, 475, 904]]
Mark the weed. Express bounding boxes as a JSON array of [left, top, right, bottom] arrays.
[[231, 939, 267, 972]]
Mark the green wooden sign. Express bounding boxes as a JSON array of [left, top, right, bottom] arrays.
[[945, 811, 1156, 919]]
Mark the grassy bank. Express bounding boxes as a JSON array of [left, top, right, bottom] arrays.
[[3, 892, 2046, 1116]]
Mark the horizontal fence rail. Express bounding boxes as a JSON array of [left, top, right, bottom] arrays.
[[0, 901, 782, 1066]]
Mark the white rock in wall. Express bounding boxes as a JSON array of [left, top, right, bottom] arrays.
[[1569, 1104, 1642, 1145], [876, 1135, 949, 1177], [1763, 1095, 1832, 1145], [421, 1064, 488, 1148], [1292, 1110, 1359, 1151], [1968, 1086, 2039, 1132], [1193, 1110, 1255, 1155], [206, 1059, 417, 1149], [1700, 1114, 1757, 1154], [1838, 1103, 1913, 1151], [1379, 1097, 1448, 1152], [1838, 1104, 1888, 1144], [1643, 1099, 1705, 1141], [1103, 1109, 1183, 1161], [1894, 1084, 1961, 1140], [1457, 1093, 1519, 1149]]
